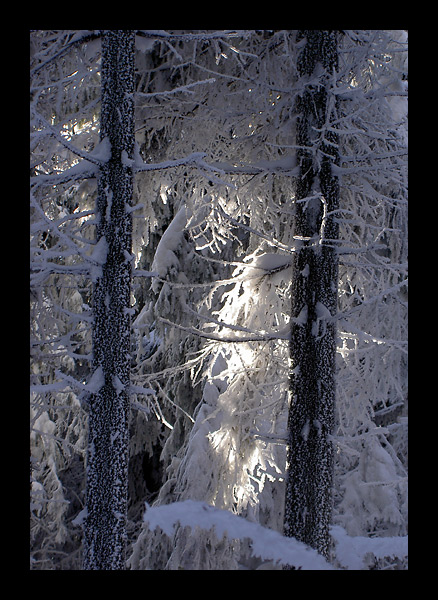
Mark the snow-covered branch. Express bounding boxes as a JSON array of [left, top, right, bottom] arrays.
[[330, 526, 408, 570], [135, 78, 216, 98], [30, 366, 104, 396], [30, 161, 99, 187], [132, 151, 235, 188], [215, 205, 298, 254], [139, 500, 408, 570], [31, 112, 109, 167], [142, 500, 333, 570], [136, 30, 251, 42], [140, 501, 408, 570], [30, 30, 101, 75], [158, 317, 289, 344]]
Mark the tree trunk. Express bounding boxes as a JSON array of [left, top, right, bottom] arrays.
[[83, 30, 135, 570], [283, 30, 339, 561]]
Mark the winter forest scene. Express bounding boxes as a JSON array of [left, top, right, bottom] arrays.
[[30, 29, 408, 570]]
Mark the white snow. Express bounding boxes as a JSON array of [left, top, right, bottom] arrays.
[[293, 304, 308, 326], [151, 206, 187, 291], [31, 159, 99, 187], [312, 301, 332, 337], [301, 264, 310, 277], [135, 35, 158, 53], [112, 375, 125, 395], [134, 152, 206, 172], [90, 236, 108, 265], [313, 419, 322, 436], [301, 420, 310, 442], [85, 366, 105, 393], [331, 526, 408, 570], [138, 502, 408, 570], [88, 137, 112, 163], [315, 301, 331, 320], [247, 253, 291, 272], [121, 150, 134, 168], [89, 236, 108, 282], [143, 500, 334, 570], [72, 507, 88, 527], [129, 384, 155, 396], [251, 154, 297, 173]]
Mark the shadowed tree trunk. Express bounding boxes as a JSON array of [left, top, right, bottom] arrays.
[[83, 30, 135, 570], [283, 30, 340, 562]]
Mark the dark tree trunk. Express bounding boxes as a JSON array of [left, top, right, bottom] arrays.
[[83, 30, 135, 570], [283, 30, 339, 561]]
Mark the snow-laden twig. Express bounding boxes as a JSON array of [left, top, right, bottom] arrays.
[[135, 78, 216, 98], [136, 30, 251, 42], [132, 269, 159, 278], [30, 162, 99, 187], [30, 30, 101, 75], [337, 325, 408, 354], [183, 303, 290, 340], [158, 317, 289, 344], [215, 204, 299, 254], [31, 111, 109, 167], [133, 152, 235, 188], [30, 367, 104, 396], [155, 381, 195, 424], [132, 151, 207, 172]]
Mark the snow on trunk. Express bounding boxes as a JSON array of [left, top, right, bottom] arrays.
[[283, 30, 339, 561], [83, 30, 135, 570]]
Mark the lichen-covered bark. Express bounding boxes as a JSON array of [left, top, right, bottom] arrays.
[[284, 30, 339, 561], [83, 30, 135, 570]]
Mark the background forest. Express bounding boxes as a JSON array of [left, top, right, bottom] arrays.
[[30, 29, 408, 570]]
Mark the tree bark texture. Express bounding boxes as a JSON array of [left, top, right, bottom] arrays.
[[83, 30, 135, 570], [283, 30, 339, 561]]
